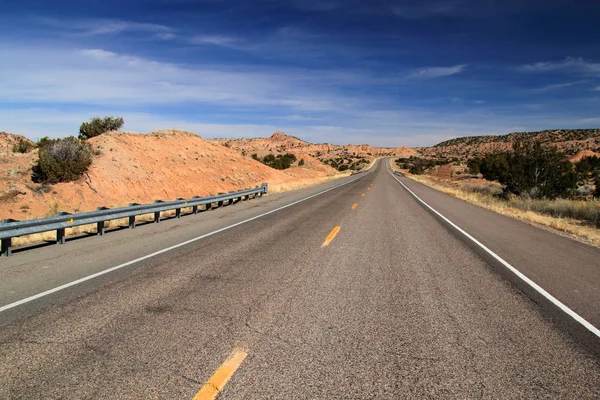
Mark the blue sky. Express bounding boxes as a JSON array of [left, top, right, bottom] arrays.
[[1, 0, 600, 146]]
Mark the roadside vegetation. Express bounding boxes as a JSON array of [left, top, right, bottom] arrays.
[[322, 156, 369, 172], [252, 153, 297, 170], [32, 137, 93, 184], [394, 140, 600, 247], [28, 116, 124, 184]]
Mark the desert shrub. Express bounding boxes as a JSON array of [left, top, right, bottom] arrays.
[[79, 116, 124, 140], [479, 140, 576, 199], [32, 137, 93, 184], [298, 159, 305, 166], [467, 158, 481, 174], [338, 164, 349, 171], [251, 153, 260, 161], [12, 138, 35, 153], [260, 153, 297, 170]]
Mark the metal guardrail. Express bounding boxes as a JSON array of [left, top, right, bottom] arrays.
[[0, 183, 268, 256]]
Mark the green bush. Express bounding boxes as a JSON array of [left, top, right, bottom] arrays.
[[298, 159, 305, 166], [32, 137, 93, 184], [12, 138, 35, 153], [260, 153, 297, 170], [479, 140, 576, 199], [79, 116, 124, 140]]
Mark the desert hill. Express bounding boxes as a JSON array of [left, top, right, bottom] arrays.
[[0, 130, 341, 220], [418, 129, 600, 159], [211, 131, 416, 170], [567, 149, 600, 163]]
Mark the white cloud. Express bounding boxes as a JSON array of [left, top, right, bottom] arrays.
[[530, 81, 585, 92], [407, 64, 467, 78], [154, 32, 176, 40], [35, 16, 176, 40], [80, 49, 118, 60], [520, 57, 600, 75], [0, 44, 357, 112], [83, 20, 173, 36], [190, 35, 238, 46]]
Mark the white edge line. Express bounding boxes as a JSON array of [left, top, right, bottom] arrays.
[[386, 161, 600, 338], [0, 170, 370, 314]]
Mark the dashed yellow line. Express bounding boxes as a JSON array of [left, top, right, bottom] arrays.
[[361, 193, 365, 197], [352, 203, 358, 210], [322, 226, 341, 247], [193, 348, 248, 400]]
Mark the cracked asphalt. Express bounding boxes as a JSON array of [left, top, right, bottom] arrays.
[[0, 160, 599, 398]]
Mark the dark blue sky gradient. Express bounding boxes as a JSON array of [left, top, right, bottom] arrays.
[[1, 0, 599, 145]]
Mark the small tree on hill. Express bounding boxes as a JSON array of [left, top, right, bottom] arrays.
[[79, 116, 124, 140]]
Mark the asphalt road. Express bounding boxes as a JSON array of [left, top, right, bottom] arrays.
[[1, 160, 599, 399]]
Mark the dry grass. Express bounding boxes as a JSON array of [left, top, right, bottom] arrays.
[[10, 209, 182, 249], [401, 168, 600, 248]]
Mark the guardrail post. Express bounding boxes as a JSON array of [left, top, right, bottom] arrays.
[[1, 218, 18, 256], [57, 228, 66, 244], [153, 200, 163, 223], [1, 237, 12, 257], [217, 193, 225, 208], [96, 207, 109, 236], [176, 198, 185, 218], [56, 212, 70, 244], [128, 203, 139, 228]]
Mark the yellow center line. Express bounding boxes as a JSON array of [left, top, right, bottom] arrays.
[[361, 193, 365, 197], [352, 203, 358, 210], [193, 348, 248, 400], [322, 226, 341, 247]]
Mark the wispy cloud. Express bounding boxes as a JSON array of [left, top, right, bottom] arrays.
[[0, 44, 369, 113], [80, 49, 118, 60], [190, 35, 238, 47], [520, 57, 600, 74], [36, 16, 176, 39], [407, 64, 467, 78], [530, 80, 587, 92]]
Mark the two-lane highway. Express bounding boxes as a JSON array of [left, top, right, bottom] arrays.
[[1, 160, 599, 398]]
